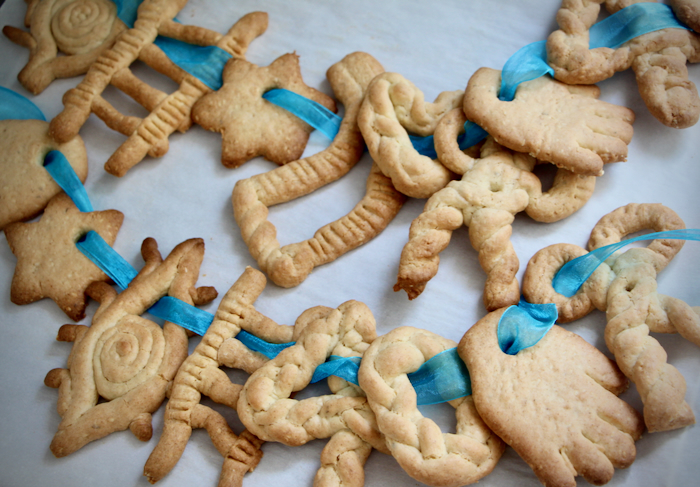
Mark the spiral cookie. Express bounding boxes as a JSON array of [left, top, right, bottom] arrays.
[[358, 326, 504, 487], [522, 203, 700, 432], [238, 299, 388, 487], [43, 237, 217, 457], [2, 0, 124, 93], [395, 133, 595, 310], [358, 72, 463, 198]]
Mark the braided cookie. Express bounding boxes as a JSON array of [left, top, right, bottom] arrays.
[[395, 130, 595, 311], [192, 52, 336, 168], [238, 299, 388, 487], [358, 72, 463, 198], [43, 237, 217, 457], [2, 0, 126, 94], [233, 52, 406, 288], [522, 203, 700, 432], [358, 326, 504, 487], [459, 309, 643, 487], [145, 267, 295, 487], [463, 67, 635, 176], [547, 0, 700, 128]]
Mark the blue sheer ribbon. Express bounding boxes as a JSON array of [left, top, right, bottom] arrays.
[[43, 151, 94, 212], [553, 229, 700, 298], [263, 89, 342, 141], [0, 86, 46, 121]]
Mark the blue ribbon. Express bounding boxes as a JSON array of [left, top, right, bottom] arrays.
[[0, 86, 46, 121], [43, 151, 94, 212], [236, 329, 295, 359], [553, 229, 700, 298], [263, 89, 343, 141], [497, 298, 558, 355]]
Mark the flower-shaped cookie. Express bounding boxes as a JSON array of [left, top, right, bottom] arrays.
[[192, 52, 337, 168]]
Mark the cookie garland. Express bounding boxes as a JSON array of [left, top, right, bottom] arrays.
[[0, 0, 696, 487]]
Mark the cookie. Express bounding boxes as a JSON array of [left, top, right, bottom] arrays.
[[463, 67, 635, 176], [44, 237, 217, 457], [522, 203, 699, 432], [358, 71, 463, 198], [394, 133, 595, 310], [192, 52, 337, 168], [671, 0, 700, 33], [358, 326, 504, 487], [0, 119, 88, 230], [547, 0, 700, 128], [145, 267, 293, 486], [4, 193, 123, 321], [459, 308, 644, 487], [232, 52, 406, 288], [2, 0, 126, 94]]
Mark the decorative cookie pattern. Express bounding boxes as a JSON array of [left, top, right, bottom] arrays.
[[44, 237, 217, 456]]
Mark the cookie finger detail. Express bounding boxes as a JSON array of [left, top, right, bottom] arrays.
[[358, 72, 463, 198], [358, 327, 504, 487]]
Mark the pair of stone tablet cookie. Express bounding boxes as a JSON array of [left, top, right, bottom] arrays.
[[522, 202, 700, 433], [44, 237, 217, 457], [547, 0, 700, 128]]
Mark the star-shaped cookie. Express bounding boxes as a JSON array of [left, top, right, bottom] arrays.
[[4, 193, 123, 321], [191, 52, 337, 168]]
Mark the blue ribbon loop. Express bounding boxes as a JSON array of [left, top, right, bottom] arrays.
[[43, 151, 94, 212], [497, 298, 558, 355], [0, 86, 46, 121], [553, 229, 700, 298]]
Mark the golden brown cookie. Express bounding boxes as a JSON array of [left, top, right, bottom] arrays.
[[0, 119, 87, 230], [394, 133, 595, 311], [547, 0, 700, 128], [44, 237, 217, 457], [192, 52, 337, 168], [463, 67, 635, 176], [459, 308, 644, 487], [358, 72, 463, 198], [522, 203, 699, 432], [4, 193, 122, 321], [232, 52, 406, 288], [671, 0, 700, 32], [358, 326, 504, 487]]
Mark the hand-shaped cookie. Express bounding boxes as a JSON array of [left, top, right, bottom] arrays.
[[522, 203, 700, 432], [358, 326, 504, 487], [395, 128, 596, 311], [43, 237, 217, 457], [358, 72, 463, 198], [233, 52, 406, 288], [237, 297, 389, 487], [192, 52, 336, 168], [547, 0, 700, 128], [463, 67, 635, 176], [459, 309, 643, 487]]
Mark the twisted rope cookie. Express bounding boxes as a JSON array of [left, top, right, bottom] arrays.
[[547, 0, 700, 128], [238, 298, 388, 487], [2, 0, 126, 94], [395, 124, 596, 310], [463, 67, 635, 176], [358, 72, 463, 198], [459, 309, 644, 487], [145, 267, 295, 487], [233, 52, 406, 288], [358, 326, 504, 487], [44, 237, 217, 457], [522, 203, 700, 432]]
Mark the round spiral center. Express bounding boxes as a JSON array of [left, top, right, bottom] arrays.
[[50, 0, 117, 55]]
